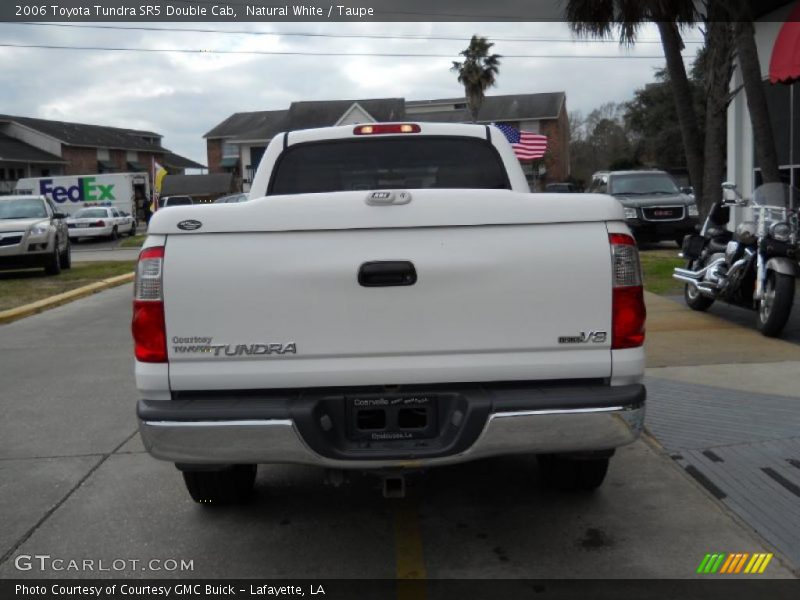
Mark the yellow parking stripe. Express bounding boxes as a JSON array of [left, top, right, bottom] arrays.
[[394, 495, 427, 600]]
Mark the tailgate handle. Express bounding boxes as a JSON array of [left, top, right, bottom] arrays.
[[358, 261, 417, 287]]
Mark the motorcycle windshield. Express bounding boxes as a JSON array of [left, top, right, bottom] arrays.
[[752, 182, 795, 209]]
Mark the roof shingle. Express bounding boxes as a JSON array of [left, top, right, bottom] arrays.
[[205, 98, 405, 141], [0, 132, 66, 164], [407, 92, 565, 123], [0, 114, 164, 151]]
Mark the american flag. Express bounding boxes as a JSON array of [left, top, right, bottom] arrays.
[[493, 123, 548, 161]]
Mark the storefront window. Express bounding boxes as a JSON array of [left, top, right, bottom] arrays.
[[755, 80, 800, 188]]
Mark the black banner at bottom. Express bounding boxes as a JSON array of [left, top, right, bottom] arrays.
[[2, 579, 800, 600]]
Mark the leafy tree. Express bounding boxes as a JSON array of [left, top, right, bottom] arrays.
[[569, 103, 639, 185], [451, 35, 502, 123], [567, 0, 779, 212], [624, 66, 703, 172], [565, 0, 705, 206]]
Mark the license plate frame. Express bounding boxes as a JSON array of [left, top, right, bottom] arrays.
[[346, 394, 439, 442]]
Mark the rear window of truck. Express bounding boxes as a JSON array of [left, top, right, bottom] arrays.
[[268, 137, 510, 195]]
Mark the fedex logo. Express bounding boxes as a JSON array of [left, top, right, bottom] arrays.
[[39, 177, 115, 203]]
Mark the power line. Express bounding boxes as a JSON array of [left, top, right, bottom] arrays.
[[9, 21, 705, 44], [80, 0, 585, 20], [0, 42, 690, 59]]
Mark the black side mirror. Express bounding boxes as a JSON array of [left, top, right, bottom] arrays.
[[53, 212, 67, 219], [680, 186, 694, 195]]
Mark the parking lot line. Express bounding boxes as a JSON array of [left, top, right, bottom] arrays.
[[394, 494, 427, 586]]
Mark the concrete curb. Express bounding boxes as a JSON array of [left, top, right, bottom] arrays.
[[0, 272, 134, 325]]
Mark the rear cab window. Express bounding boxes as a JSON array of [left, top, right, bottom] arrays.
[[268, 137, 511, 195]]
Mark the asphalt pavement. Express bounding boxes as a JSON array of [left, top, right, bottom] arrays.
[[70, 227, 142, 262], [0, 286, 795, 580]]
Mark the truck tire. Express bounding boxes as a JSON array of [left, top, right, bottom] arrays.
[[757, 271, 795, 337], [59, 239, 72, 270], [537, 454, 610, 492], [44, 243, 61, 275], [683, 260, 714, 311], [181, 465, 257, 505]]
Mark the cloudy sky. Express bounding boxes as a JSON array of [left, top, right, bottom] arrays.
[[0, 20, 702, 165]]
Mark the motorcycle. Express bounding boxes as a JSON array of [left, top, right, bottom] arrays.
[[673, 181, 799, 337]]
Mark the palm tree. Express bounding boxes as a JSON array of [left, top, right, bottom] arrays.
[[698, 16, 736, 211], [565, 0, 705, 208], [727, 0, 780, 184], [451, 35, 502, 123]]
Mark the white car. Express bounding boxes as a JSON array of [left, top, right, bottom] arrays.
[[67, 207, 135, 240]]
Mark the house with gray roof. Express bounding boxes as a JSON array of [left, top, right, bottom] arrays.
[[0, 114, 205, 195], [204, 99, 405, 191], [204, 93, 569, 191]]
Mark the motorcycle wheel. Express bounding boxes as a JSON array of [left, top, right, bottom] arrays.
[[757, 271, 795, 337], [684, 261, 714, 311]]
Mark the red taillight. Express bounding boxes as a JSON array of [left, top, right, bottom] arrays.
[[609, 233, 646, 349], [612, 286, 646, 349], [132, 246, 167, 363], [609, 233, 636, 247], [92, 220, 106, 227], [354, 123, 421, 135], [133, 301, 167, 362]]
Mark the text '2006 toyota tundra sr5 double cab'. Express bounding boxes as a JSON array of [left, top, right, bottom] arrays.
[[133, 122, 646, 504]]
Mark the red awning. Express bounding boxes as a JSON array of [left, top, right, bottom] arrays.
[[770, 2, 800, 84]]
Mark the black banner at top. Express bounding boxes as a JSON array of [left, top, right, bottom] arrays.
[[0, 0, 563, 22], [1, 0, 796, 23]]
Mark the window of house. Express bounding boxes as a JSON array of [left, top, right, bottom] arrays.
[[222, 143, 238, 157], [127, 151, 138, 161], [97, 148, 110, 160]]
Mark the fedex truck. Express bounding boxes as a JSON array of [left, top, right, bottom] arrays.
[[15, 173, 151, 220]]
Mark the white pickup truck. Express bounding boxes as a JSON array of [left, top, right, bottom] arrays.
[[133, 122, 646, 504]]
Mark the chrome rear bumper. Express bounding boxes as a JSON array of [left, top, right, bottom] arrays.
[[139, 395, 644, 469]]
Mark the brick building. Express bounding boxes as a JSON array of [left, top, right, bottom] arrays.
[[204, 93, 569, 192], [0, 114, 204, 195]]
